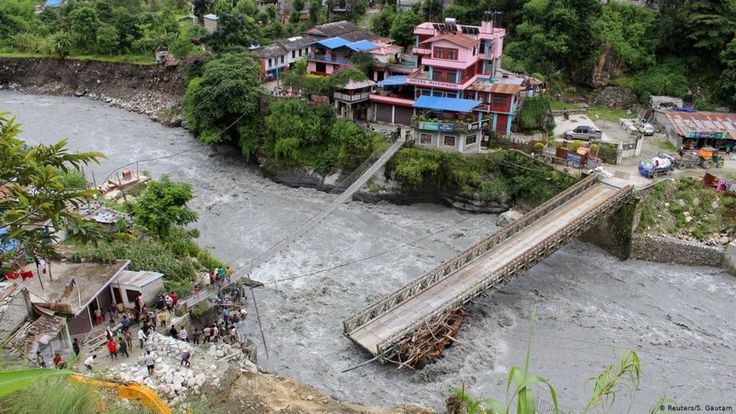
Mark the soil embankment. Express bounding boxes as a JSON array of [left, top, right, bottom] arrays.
[[0, 57, 184, 125]]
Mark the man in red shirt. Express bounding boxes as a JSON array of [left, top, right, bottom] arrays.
[[107, 339, 118, 360], [170, 292, 178, 306]]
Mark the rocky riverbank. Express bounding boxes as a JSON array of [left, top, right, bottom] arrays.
[[0, 57, 185, 126]]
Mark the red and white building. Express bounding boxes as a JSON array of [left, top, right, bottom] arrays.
[[369, 13, 523, 153]]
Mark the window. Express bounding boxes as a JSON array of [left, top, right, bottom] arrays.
[[299, 49, 303, 57], [446, 70, 457, 83], [433, 47, 459, 60], [280, 56, 284, 64], [444, 136, 456, 147], [492, 95, 508, 107], [420, 134, 432, 145], [465, 135, 477, 146], [432, 70, 442, 81], [420, 89, 431, 96], [268, 58, 272, 67], [292, 51, 296, 59]]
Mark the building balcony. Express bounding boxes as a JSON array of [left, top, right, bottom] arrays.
[[308, 53, 351, 64], [411, 47, 431, 55], [334, 91, 371, 102]]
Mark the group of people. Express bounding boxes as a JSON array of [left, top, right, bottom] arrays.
[[39, 278, 252, 376], [209, 266, 233, 287]]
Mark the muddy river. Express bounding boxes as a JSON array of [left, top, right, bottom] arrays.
[[3, 91, 734, 412]]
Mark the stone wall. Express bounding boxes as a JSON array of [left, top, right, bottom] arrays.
[[580, 198, 641, 260], [629, 234, 726, 267]]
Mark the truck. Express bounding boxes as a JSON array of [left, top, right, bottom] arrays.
[[675, 146, 725, 169], [638, 153, 676, 179], [563, 125, 603, 141]]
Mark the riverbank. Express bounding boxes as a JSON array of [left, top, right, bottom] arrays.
[[4, 92, 734, 412], [0, 57, 184, 126]]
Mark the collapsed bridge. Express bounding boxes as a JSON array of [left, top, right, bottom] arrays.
[[342, 173, 633, 366]]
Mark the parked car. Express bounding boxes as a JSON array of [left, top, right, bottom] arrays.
[[638, 123, 655, 136], [563, 125, 603, 141]]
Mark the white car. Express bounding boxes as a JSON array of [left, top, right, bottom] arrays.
[[638, 123, 655, 136]]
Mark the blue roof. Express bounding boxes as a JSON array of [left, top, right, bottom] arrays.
[[347, 40, 378, 52], [314, 37, 351, 49], [414, 96, 481, 113], [45, 0, 64, 6], [377, 75, 407, 87]]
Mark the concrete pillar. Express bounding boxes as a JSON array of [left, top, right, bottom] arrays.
[[725, 241, 736, 276]]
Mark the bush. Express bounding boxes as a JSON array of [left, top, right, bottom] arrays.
[[631, 57, 688, 102], [516, 95, 551, 132], [386, 148, 576, 205]]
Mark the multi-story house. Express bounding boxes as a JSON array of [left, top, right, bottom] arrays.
[[252, 35, 316, 80], [306, 37, 378, 75], [369, 13, 523, 153]]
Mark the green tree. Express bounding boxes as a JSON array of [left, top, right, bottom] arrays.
[[67, 6, 101, 51], [371, 5, 395, 36], [684, 0, 736, 54], [389, 11, 423, 47], [205, 11, 258, 51], [0, 113, 103, 273], [96, 24, 120, 54], [183, 53, 262, 146], [309, 0, 322, 24], [719, 38, 736, 108], [133, 175, 198, 239], [330, 119, 375, 169]]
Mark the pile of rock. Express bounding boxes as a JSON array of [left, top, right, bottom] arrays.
[[105, 333, 256, 404]]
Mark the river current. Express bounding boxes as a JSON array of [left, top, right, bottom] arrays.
[[2, 91, 734, 412]]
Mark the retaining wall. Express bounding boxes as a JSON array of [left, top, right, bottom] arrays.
[[629, 235, 726, 267]]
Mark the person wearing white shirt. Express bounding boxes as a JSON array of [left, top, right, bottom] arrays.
[[137, 328, 147, 349]]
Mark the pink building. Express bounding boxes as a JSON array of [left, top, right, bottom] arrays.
[[369, 13, 523, 153]]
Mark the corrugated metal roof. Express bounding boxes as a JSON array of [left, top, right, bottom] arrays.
[[490, 83, 522, 95], [664, 111, 736, 138], [346, 40, 378, 52], [306, 21, 361, 38], [116, 270, 164, 288], [414, 96, 481, 112], [252, 43, 287, 59], [314, 37, 351, 49], [377, 75, 407, 87]]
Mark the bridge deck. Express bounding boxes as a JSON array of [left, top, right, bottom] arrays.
[[348, 183, 620, 354]]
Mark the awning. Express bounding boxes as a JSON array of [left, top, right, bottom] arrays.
[[413, 96, 481, 113], [377, 75, 407, 87]]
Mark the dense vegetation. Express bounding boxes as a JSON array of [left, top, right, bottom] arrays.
[[637, 176, 736, 241], [386, 148, 577, 206]]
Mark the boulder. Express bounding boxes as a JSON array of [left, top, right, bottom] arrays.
[[496, 210, 524, 227]]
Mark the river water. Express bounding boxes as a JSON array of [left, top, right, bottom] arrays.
[[3, 91, 735, 412]]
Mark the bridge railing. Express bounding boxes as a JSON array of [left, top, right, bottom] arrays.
[[375, 184, 634, 356], [342, 173, 600, 334]]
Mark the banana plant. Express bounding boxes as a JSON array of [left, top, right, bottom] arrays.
[[0, 368, 75, 398]]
